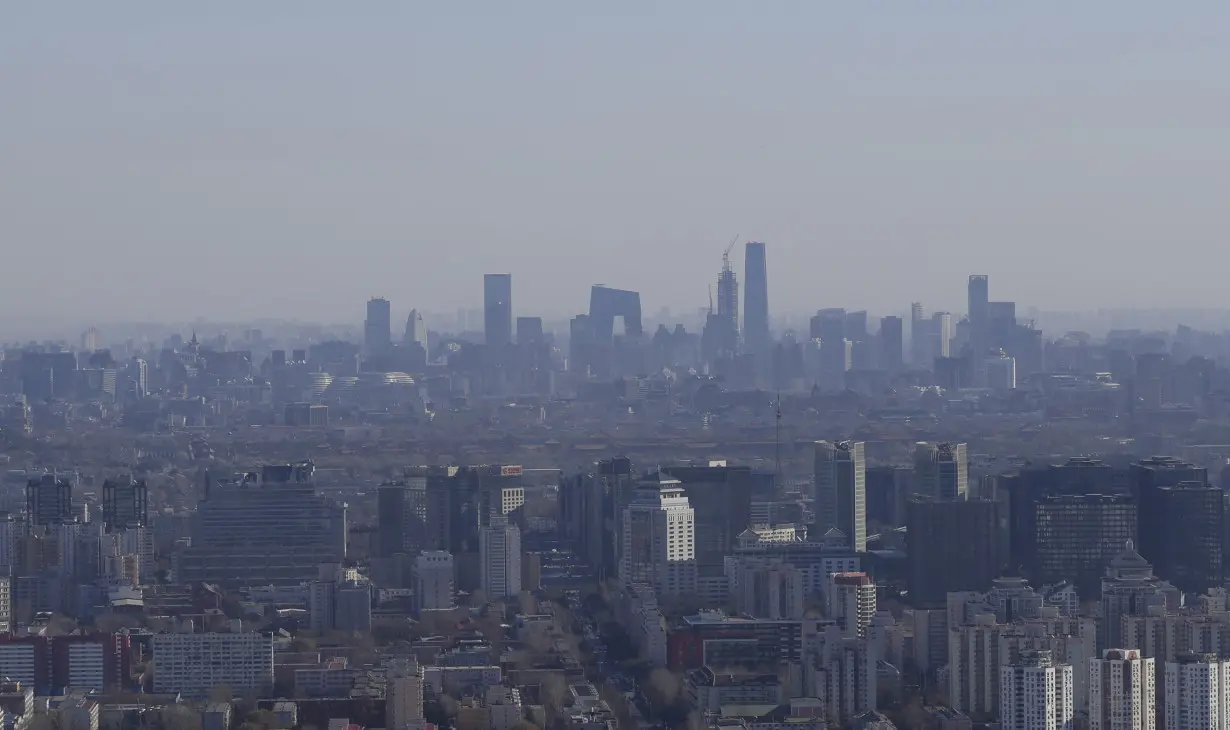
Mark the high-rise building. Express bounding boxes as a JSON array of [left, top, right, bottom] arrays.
[[387, 659, 426, 730], [102, 477, 147, 531], [559, 457, 636, 580], [878, 316, 903, 372], [717, 251, 739, 343], [177, 463, 348, 586], [1035, 494, 1136, 592], [1164, 654, 1230, 730], [403, 309, 426, 346], [364, 297, 392, 356], [1089, 649, 1156, 730], [588, 286, 643, 341], [378, 479, 428, 557], [26, 474, 72, 526], [968, 275, 989, 359], [906, 497, 1001, 607], [660, 465, 754, 582], [999, 650, 1073, 730], [1132, 457, 1209, 574], [483, 274, 513, 347], [827, 572, 876, 638], [479, 516, 521, 600], [619, 473, 697, 599], [1143, 482, 1224, 593], [413, 551, 454, 613], [910, 303, 929, 367], [913, 442, 969, 500], [743, 242, 770, 370], [931, 312, 953, 360], [813, 441, 866, 552], [1100, 541, 1176, 652]]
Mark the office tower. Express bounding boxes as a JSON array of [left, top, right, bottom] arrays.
[[559, 457, 636, 580], [26, 474, 72, 526], [1035, 494, 1136, 593], [588, 286, 643, 341], [619, 473, 697, 599], [986, 352, 1017, 391], [999, 650, 1074, 730], [743, 242, 770, 369], [1165, 654, 1230, 730], [483, 273, 513, 347], [364, 297, 392, 356], [731, 562, 805, 620], [1089, 649, 1156, 730], [931, 312, 953, 359], [479, 516, 521, 600], [811, 309, 849, 390], [988, 301, 1017, 352], [909, 303, 929, 367], [1100, 541, 1175, 652], [906, 497, 1001, 607], [878, 316, 903, 372], [913, 442, 969, 500], [1142, 483, 1224, 593], [1132, 456, 1208, 570], [101, 477, 147, 530], [413, 551, 454, 613], [403, 309, 426, 346], [968, 274, 989, 356], [660, 464, 754, 582], [717, 250, 739, 341], [177, 463, 348, 586], [387, 659, 426, 730], [827, 572, 876, 638], [814, 441, 866, 552], [378, 479, 428, 557], [515, 316, 544, 345]]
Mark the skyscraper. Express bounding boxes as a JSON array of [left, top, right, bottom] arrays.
[[878, 316, 903, 372], [102, 477, 148, 530], [1000, 651, 1073, 730], [619, 473, 697, 599], [479, 515, 521, 599], [913, 442, 969, 500], [743, 242, 770, 367], [1089, 649, 1156, 730], [906, 497, 1001, 607], [968, 275, 989, 380], [1165, 654, 1230, 730], [403, 309, 426, 346], [364, 297, 392, 356], [483, 274, 513, 347], [717, 251, 739, 340], [910, 302, 930, 367], [813, 441, 866, 552]]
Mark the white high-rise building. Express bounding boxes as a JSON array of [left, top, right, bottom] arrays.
[[414, 551, 454, 612], [480, 517, 521, 600], [619, 473, 697, 600], [1165, 654, 1230, 730], [1090, 649, 1155, 730], [827, 572, 876, 638], [387, 659, 426, 730], [1000, 650, 1074, 730]]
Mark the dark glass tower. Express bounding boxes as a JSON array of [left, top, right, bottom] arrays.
[[364, 297, 392, 356], [483, 274, 513, 347], [743, 242, 769, 364]]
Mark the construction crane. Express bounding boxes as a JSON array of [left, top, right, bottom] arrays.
[[722, 234, 739, 271]]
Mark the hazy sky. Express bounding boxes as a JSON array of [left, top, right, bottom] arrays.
[[5, 3, 1230, 330]]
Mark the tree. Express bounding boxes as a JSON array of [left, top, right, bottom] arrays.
[[159, 705, 203, 730]]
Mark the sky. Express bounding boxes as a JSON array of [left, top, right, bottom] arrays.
[[4, 3, 1230, 332]]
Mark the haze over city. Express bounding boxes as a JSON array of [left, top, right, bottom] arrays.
[[6, 3, 1230, 332]]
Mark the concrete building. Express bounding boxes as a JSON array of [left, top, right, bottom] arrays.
[[413, 551, 454, 612], [1165, 654, 1230, 730], [731, 561, 805, 620], [1089, 649, 1155, 730], [913, 443, 968, 500], [999, 650, 1073, 730], [619, 473, 697, 600], [814, 441, 866, 552], [828, 572, 876, 639], [387, 659, 426, 730], [480, 516, 521, 600], [151, 632, 274, 697]]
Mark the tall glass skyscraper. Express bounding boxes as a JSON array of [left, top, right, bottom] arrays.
[[743, 242, 770, 365], [483, 274, 513, 347]]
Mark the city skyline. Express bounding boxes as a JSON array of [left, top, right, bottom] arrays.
[[7, 4, 1230, 325]]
